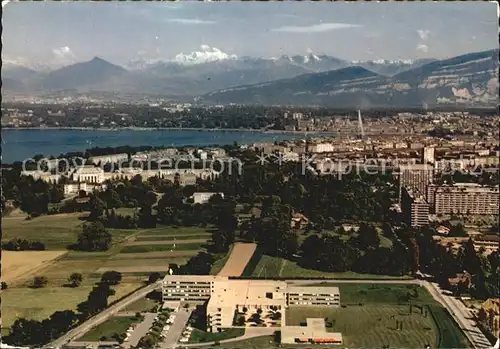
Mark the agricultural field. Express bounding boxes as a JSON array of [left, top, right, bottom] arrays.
[[0, 213, 214, 334], [77, 316, 141, 341], [285, 284, 470, 349], [1, 283, 141, 330], [250, 255, 411, 279], [2, 250, 67, 283]]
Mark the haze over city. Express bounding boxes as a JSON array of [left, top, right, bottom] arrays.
[[2, 1, 498, 68]]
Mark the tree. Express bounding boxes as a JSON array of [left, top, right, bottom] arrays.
[[101, 270, 122, 285], [68, 273, 83, 287], [89, 195, 107, 220], [32, 276, 48, 288], [148, 272, 162, 284], [1, 281, 8, 290], [75, 221, 112, 251]]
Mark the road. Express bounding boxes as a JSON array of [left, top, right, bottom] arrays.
[[124, 312, 156, 348], [45, 281, 161, 348], [162, 308, 192, 348], [422, 281, 492, 349]]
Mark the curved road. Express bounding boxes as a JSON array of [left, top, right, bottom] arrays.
[[45, 281, 161, 348]]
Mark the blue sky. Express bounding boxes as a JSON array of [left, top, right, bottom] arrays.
[[2, 1, 498, 67]]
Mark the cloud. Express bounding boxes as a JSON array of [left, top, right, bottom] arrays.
[[417, 29, 430, 40], [174, 45, 237, 65], [52, 46, 75, 60], [272, 22, 361, 33], [166, 18, 216, 25], [416, 44, 429, 53]]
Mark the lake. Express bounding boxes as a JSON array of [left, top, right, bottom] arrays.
[[1, 129, 311, 163]]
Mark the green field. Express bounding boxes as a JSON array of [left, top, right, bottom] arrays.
[[1, 283, 142, 330], [123, 297, 159, 312], [2, 214, 87, 249], [77, 316, 140, 341], [285, 284, 470, 349], [0, 213, 210, 334], [120, 243, 205, 253], [189, 328, 245, 343], [134, 234, 211, 241], [136, 226, 215, 236], [251, 255, 411, 279], [2, 213, 140, 250], [201, 335, 277, 349]]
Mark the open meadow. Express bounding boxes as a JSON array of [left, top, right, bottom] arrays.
[[285, 284, 470, 348], [249, 254, 412, 279], [0, 213, 216, 334]]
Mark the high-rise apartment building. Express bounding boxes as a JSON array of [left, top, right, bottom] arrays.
[[401, 187, 430, 227], [399, 163, 434, 201], [427, 183, 499, 215]]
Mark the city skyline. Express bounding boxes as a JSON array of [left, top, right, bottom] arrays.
[[2, 1, 498, 68]]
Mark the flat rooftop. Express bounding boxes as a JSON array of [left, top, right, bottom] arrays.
[[281, 318, 343, 343]]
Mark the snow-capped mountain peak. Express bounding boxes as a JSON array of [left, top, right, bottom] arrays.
[[174, 45, 237, 65]]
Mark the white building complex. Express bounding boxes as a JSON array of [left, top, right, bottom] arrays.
[[162, 275, 342, 344]]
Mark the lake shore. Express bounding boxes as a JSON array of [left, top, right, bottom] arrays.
[[2, 126, 334, 135]]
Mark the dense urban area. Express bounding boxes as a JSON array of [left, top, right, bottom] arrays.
[[1, 103, 499, 349]]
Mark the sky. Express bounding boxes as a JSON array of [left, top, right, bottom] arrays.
[[2, 1, 498, 67]]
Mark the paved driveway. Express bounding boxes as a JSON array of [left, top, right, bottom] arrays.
[[124, 312, 157, 348], [161, 308, 193, 348]]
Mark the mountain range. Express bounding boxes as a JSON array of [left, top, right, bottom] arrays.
[[2, 49, 498, 107]]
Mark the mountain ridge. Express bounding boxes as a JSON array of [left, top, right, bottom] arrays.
[[2, 49, 498, 107]]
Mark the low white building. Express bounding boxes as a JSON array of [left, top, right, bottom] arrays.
[[88, 153, 128, 165], [192, 192, 224, 204], [64, 182, 107, 196]]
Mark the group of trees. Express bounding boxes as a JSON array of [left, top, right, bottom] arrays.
[[1, 167, 64, 216], [5, 271, 122, 346], [72, 221, 112, 251], [299, 224, 413, 276], [413, 226, 499, 299]]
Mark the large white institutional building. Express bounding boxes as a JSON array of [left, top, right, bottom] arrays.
[[162, 275, 342, 344]]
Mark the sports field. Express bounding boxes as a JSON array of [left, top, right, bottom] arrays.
[[285, 284, 470, 348]]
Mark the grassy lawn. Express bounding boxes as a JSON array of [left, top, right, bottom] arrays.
[[286, 305, 437, 348], [136, 226, 214, 236], [77, 316, 140, 341], [134, 234, 210, 241], [251, 255, 411, 279], [206, 335, 277, 349], [285, 284, 470, 349], [1, 282, 142, 331], [1, 213, 139, 251], [2, 213, 86, 249], [189, 328, 245, 343], [120, 243, 204, 253]]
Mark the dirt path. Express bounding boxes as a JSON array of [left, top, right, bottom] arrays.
[[217, 243, 257, 277]]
